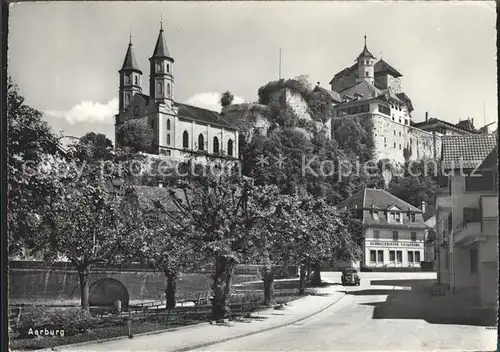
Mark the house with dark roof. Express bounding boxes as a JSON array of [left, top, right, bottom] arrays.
[[435, 134, 497, 306], [115, 24, 239, 160], [337, 187, 428, 269]]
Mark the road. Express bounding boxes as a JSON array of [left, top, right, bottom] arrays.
[[193, 272, 496, 352]]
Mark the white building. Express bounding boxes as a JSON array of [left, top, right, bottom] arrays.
[[114, 24, 239, 160], [437, 134, 497, 306], [338, 187, 427, 269]]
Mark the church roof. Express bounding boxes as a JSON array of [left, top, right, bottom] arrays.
[[175, 102, 238, 130], [374, 59, 402, 78], [120, 42, 142, 74], [151, 27, 174, 61]]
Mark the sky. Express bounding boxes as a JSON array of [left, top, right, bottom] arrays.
[[8, 1, 497, 143]]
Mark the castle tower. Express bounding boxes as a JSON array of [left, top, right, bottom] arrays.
[[149, 21, 175, 107], [118, 35, 142, 112], [356, 35, 376, 85]]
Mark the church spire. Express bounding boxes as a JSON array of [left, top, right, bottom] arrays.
[[121, 36, 142, 73], [151, 21, 174, 61]]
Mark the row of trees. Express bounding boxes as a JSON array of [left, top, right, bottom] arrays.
[[8, 75, 437, 321]]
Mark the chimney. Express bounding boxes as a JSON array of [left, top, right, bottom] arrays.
[[425, 111, 428, 122], [317, 81, 320, 87], [421, 200, 426, 214]]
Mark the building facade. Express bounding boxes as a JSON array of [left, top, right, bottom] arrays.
[[437, 134, 497, 306], [114, 25, 239, 160], [338, 187, 427, 269], [320, 37, 479, 164]]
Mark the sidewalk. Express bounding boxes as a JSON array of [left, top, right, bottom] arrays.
[[42, 283, 345, 352]]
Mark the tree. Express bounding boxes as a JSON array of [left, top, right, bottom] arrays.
[[7, 77, 63, 257], [220, 91, 234, 108], [123, 188, 201, 309], [388, 158, 439, 209], [332, 117, 375, 164], [167, 175, 280, 321], [70, 132, 114, 161], [116, 119, 154, 153], [31, 161, 142, 312]]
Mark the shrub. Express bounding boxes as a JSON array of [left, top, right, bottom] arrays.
[[17, 308, 101, 337]]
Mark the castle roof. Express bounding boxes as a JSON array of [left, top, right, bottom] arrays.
[[356, 37, 376, 61], [374, 59, 402, 78], [151, 26, 174, 61], [120, 41, 142, 74], [312, 86, 343, 103]]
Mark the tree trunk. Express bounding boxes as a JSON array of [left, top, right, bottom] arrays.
[[211, 256, 236, 321], [262, 266, 275, 306], [306, 263, 312, 283], [299, 264, 306, 295], [165, 273, 177, 309], [311, 262, 322, 287], [78, 268, 90, 313]]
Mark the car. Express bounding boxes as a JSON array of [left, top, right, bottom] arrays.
[[341, 268, 360, 286]]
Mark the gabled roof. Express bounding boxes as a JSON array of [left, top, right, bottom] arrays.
[[313, 86, 343, 103], [120, 42, 142, 74], [477, 145, 497, 171], [441, 134, 497, 170], [337, 187, 421, 212], [413, 117, 478, 134], [374, 59, 402, 78], [395, 92, 413, 112], [174, 102, 238, 130], [137, 93, 151, 105], [151, 27, 174, 61], [340, 80, 382, 99]]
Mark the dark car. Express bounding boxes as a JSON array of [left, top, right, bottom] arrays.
[[341, 268, 360, 286]]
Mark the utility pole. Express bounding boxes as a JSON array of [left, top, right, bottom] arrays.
[[279, 48, 282, 80]]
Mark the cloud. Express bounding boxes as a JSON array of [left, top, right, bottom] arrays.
[[44, 97, 118, 124], [185, 92, 245, 113]]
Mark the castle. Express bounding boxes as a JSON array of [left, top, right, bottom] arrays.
[[222, 36, 480, 165], [114, 24, 239, 160]]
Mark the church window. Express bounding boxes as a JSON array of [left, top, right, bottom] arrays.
[[167, 119, 171, 130], [198, 134, 205, 151], [399, 131, 401, 137], [167, 64, 170, 73], [213, 136, 220, 154], [135, 76, 138, 85], [365, 71, 369, 76], [394, 130, 396, 135], [399, 144, 401, 150], [158, 82, 162, 94], [182, 131, 189, 148], [125, 93, 130, 105], [167, 134, 171, 145], [124, 74, 130, 85], [167, 84, 171, 97], [394, 143, 396, 148], [227, 139, 234, 156]]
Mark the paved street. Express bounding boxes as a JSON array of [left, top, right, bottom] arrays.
[[193, 272, 497, 352]]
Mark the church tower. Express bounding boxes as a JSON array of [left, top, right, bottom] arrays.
[[149, 21, 175, 107], [356, 35, 376, 85], [118, 36, 142, 112]]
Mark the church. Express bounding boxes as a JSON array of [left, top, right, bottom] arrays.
[[114, 24, 239, 160]]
